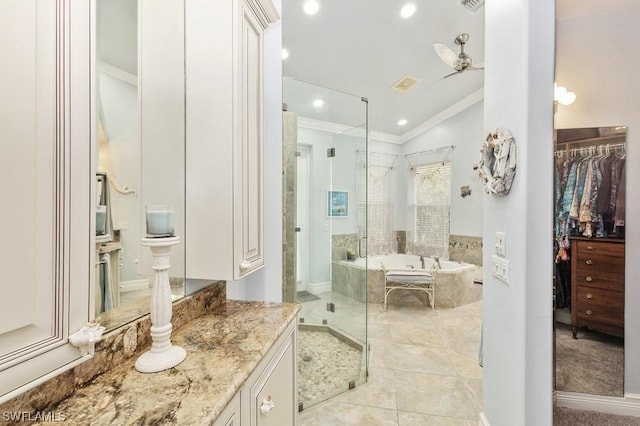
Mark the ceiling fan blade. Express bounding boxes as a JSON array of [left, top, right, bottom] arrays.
[[443, 70, 462, 79], [433, 42, 459, 69]]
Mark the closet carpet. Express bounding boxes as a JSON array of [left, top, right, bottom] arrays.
[[554, 407, 640, 425], [555, 322, 623, 397]]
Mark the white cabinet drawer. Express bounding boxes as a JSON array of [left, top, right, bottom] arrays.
[[249, 337, 296, 426]]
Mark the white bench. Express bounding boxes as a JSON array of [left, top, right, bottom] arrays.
[[382, 268, 436, 311]]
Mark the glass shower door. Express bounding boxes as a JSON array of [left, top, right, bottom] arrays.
[[283, 78, 368, 410]]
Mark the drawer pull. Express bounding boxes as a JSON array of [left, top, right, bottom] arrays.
[[586, 276, 593, 282], [585, 260, 593, 265], [585, 309, 592, 315], [586, 293, 593, 299], [260, 396, 275, 415], [587, 245, 593, 250]]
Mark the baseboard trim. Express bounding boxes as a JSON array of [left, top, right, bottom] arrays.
[[555, 391, 640, 417], [306, 281, 331, 295], [478, 411, 490, 426], [120, 279, 150, 292]]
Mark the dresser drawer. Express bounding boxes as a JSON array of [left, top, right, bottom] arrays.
[[575, 286, 624, 326], [575, 241, 624, 271], [574, 268, 624, 292]]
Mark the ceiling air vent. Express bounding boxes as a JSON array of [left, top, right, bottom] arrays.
[[458, 0, 484, 13], [392, 75, 420, 93]]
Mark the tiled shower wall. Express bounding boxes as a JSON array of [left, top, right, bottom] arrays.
[[282, 111, 297, 302]]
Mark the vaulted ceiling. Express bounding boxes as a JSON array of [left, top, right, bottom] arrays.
[[282, 0, 485, 139]]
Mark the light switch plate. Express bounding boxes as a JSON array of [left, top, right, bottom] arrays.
[[495, 231, 506, 256], [491, 255, 510, 285]]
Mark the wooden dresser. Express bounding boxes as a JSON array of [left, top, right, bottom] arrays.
[[570, 237, 625, 338]]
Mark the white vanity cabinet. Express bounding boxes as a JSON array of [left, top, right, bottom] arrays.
[[213, 392, 242, 426], [185, 0, 279, 280], [213, 319, 298, 426]]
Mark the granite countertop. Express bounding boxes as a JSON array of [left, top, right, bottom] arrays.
[[42, 300, 300, 425]]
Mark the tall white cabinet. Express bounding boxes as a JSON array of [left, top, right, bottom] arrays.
[[185, 0, 279, 280], [0, 0, 92, 402]]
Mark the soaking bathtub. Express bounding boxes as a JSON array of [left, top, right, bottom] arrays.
[[332, 253, 481, 308]]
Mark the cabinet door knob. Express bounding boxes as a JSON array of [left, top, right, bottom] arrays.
[[586, 276, 593, 282], [260, 395, 275, 415], [239, 260, 252, 274], [585, 259, 593, 265], [586, 293, 593, 299], [585, 309, 592, 315]]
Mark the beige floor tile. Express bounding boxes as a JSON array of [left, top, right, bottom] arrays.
[[299, 294, 483, 424], [368, 323, 392, 343], [447, 348, 483, 380], [460, 377, 483, 415], [372, 342, 456, 376], [395, 373, 477, 420], [388, 318, 446, 347], [299, 401, 399, 426], [397, 411, 476, 426]]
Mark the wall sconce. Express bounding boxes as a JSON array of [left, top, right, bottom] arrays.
[[554, 83, 576, 111]]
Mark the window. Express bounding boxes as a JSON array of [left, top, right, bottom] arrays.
[[410, 159, 452, 258]]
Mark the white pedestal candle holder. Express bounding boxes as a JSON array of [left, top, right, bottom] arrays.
[[135, 236, 186, 373]]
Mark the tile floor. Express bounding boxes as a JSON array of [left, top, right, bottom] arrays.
[[298, 294, 483, 425]]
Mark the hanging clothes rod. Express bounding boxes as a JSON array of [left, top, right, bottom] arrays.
[[554, 142, 626, 157]]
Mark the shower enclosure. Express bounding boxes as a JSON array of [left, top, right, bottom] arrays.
[[283, 78, 368, 410]]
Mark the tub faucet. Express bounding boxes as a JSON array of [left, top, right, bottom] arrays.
[[419, 255, 426, 269], [433, 257, 441, 270]]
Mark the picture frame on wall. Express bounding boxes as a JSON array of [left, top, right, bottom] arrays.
[[327, 190, 348, 218]]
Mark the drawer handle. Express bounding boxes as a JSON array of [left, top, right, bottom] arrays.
[[260, 395, 275, 415], [585, 309, 592, 315], [587, 245, 593, 250], [586, 276, 593, 282], [586, 293, 593, 299], [585, 260, 593, 265]]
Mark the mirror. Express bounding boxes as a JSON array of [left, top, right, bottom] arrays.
[[95, 0, 186, 330], [553, 126, 626, 397]]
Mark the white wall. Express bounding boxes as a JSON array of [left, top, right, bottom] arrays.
[[482, 1, 555, 425], [400, 100, 484, 238], [229, 0, 283, 302], [556, 8, 640, 396], [294, 127, 367, 285], [98, 74, 141, 282]]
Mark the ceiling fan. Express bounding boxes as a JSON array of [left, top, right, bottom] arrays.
[[433, 33, 484, 79]]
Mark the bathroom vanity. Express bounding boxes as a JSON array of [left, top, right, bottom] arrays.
[[0, 284, 300, 425]]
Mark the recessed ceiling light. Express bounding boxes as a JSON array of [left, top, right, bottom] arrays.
[[303, 0, 320, 15], [312, 99, 324, 108], [400, 3, 416, 18], [282, 48, 290, 60], [398, 119, 408, 126]]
